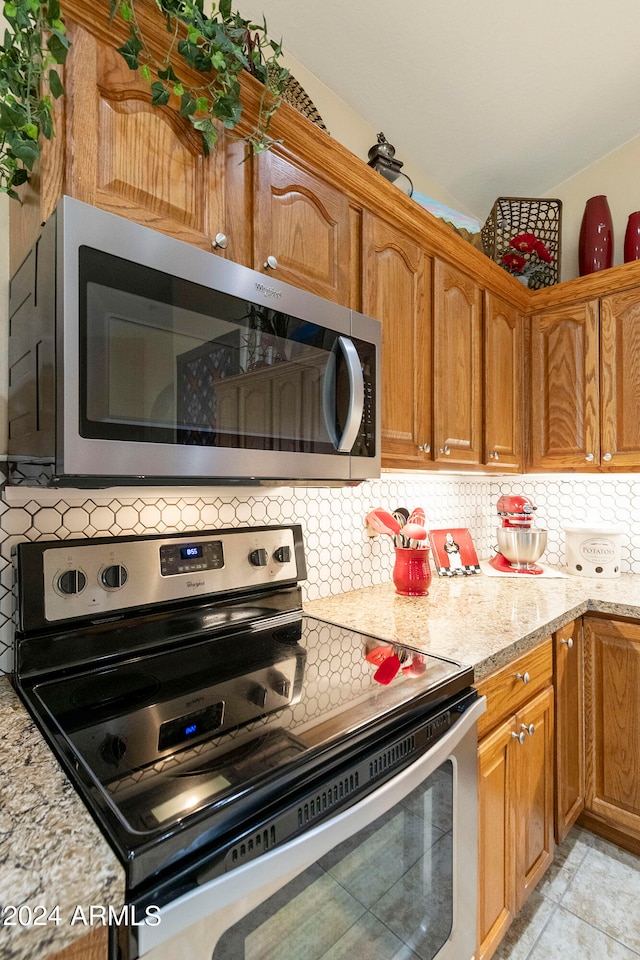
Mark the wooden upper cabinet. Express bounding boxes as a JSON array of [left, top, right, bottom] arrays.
[[361, 211, 431, 468], [529, 300, 599, 470], [64, 21, 248, 260], [432, 259, 483, 464], [484, 292, 522, 471], [253, 149, 351, 304], [600, 287, 640, 468]]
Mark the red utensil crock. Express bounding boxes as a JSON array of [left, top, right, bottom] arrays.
[[392, 546, 431, 596]]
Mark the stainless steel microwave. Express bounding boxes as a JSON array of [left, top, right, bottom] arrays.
[[8, 197, 380, 487]]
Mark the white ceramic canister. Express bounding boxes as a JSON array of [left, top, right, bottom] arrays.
[[563, 523, 624, 578]]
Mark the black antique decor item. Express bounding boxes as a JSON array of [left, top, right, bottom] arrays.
[[367, 132, 414, 196]]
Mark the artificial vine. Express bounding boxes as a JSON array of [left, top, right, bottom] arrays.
[[109, 0, 290, 155], [0, 0, 68, 198]]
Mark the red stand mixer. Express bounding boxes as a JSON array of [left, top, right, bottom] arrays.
[[489, 494, 548, 575]]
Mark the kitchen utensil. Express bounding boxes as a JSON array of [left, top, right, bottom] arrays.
[[489, 493, 548, 574], [401, 522, 427, 545], [407, 507, 425, 526], [365, 644, 394, 666], [373, 653, 401, 684], [392, 508, 408, 530], [365, 508, 401, 537]]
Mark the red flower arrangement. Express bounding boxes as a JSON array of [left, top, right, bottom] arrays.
[[500, 232, 554, 287]]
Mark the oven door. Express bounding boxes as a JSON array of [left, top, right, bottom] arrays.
[[133, 695, 485, 960]]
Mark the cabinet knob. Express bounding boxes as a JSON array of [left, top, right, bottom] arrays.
[[603, 452, 612, 462], [489, 451, 500, 461], [585, 453, 595, 462], [561, 636, 574, 649], [418, 441, 431, 453], [439, 444, 451, 456], [515, 671, 530, 684], [263, 255, 278, 270], [521, 723, 535, 736], [212, 232, 228, 250], [511, 731, 526, 745]]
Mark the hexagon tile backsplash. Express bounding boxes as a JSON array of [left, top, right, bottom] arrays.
[[1, 472, 640, 674]]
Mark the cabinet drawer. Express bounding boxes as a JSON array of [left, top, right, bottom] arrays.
[[476, 638, 553, 739]]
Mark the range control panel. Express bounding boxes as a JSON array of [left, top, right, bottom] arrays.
[[33, 526, 303, 625]]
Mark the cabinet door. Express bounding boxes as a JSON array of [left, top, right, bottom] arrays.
[[63, 22, 242, 256], [477, 717, 515, 960], [583, 617, 640, 845], [253, 149, 351, 304], [433, 260, 483, 464], [600, 288, 640, 468], [514, 685, 555, 911], [484, 292, 522, 471], [554, 620, 585, 844], [51, 927, 108, 960], [529, 301, 600, 469], [362, 212, 432, 468]]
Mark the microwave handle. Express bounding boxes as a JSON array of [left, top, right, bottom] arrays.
[[322, 336, 365, 452]]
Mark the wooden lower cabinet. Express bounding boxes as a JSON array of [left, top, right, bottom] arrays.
[[554, 620, 585, 843], [50, 927, 108, 960], [582, 616, 640, 853], [476, 640, 555, 960]]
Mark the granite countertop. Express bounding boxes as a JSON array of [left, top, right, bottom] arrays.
[[0, 679, 125, 960], [304, 571, 640, 679]]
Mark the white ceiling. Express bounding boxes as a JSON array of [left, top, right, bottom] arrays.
[[239, 0, 640, 218]]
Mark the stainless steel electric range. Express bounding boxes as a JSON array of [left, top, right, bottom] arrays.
[[13, 525, 484, 960]]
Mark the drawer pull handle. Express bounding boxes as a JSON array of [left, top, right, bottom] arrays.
[[515, 671, 530, 684], [511, 731, 526, 745], [521, 723, 535, 736], [561, 636, 574, 649]]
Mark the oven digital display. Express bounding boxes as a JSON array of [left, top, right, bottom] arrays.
[[180, 545, 203, 560], [158, 701, 225, 751], [159, 539, 224, 576]]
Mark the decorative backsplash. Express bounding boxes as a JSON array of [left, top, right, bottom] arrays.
[[2, 472, 640, 674]]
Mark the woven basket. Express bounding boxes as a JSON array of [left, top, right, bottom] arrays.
[[481, 197, 562, 289]]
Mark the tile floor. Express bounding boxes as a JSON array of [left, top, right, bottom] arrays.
[[496, 827, 640, 959]]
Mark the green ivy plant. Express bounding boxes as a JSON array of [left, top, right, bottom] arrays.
[[0, 0, 69, 198], [109, 0, 290, 155]]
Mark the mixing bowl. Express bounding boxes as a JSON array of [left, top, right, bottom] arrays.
[[496, 527, 548, 568]]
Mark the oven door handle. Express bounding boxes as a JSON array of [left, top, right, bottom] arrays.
[[322, 336, 364, 452], [136, 695, 486, 958]]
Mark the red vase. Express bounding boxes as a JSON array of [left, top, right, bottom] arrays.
[[578, 195, 613, 275], [624, 211, 640, 262], [392, 547, 431, 596]]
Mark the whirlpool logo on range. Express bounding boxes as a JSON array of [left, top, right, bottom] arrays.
[[186, 579, 205, 590], [580, 538, 617, 562]]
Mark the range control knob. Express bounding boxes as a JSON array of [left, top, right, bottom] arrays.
[[100, 735, 127, 766], [274, 545, 291, 564], [271, 672, 291, 699], [248, 683, 268, 708], [249, 548, 268, 567], [101, 564, 128, 590], [57, 569, 87, 596]]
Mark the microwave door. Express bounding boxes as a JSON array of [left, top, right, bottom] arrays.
[[322, 337, 365, 452]]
